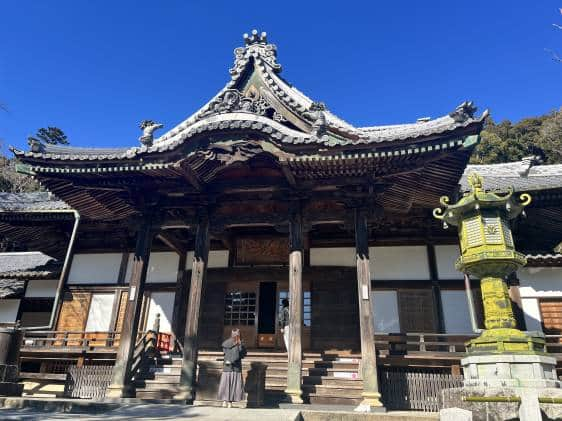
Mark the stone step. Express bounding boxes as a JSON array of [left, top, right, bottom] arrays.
[[135, 389, 180, 400], [303, 377, 362, 387], [307, 395, 363, 406], [266, 366, 359, 377]]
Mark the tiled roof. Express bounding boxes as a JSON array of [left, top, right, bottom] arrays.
[[0, 279, 25, 299], [525, 253, 562, 267], [461, 159, 562, 192], [0, 252, 60, 278], [0, 192, 70, 211], [11, 31, 486, 163]]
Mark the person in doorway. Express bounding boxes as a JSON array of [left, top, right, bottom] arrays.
[[279, 298, 290, 352], [218, 329, 246, 408]]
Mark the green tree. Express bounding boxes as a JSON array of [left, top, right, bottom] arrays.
[[538, 109, 562, 163], [470, 110, 562, 165], [27, 127, 68, 146]]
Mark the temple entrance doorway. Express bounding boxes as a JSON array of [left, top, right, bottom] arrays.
[[257, 282, 277, 348]]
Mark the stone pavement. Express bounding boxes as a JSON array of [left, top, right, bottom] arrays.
[[0, 403, 438, 421], [2, 405, 299, 420]]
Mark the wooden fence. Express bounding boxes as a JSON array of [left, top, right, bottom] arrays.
[[64, 365, 114, 400], [379, 368, 464, 412]]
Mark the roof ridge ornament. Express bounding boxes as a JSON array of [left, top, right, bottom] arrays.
[[243, 29, 268, 46], [199, 89, 272, 119], [305, 101, 328, 140], [449, 101, 477, 122], [230, 29, 281, 80], [139, 120, 163, 147]]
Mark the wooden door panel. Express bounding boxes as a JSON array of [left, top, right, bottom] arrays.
[[397, 289, 436, 333]]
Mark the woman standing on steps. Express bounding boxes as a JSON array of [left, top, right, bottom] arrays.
[[218, 329, 247, 407]]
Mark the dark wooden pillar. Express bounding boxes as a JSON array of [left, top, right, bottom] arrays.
[[427, 244, 445, 333], [175, 213, 210, 403], [172, 252, 188, 346], [106, 216, 155, 398], [285, 202, 303, 403], [354, 207, 384, 410]]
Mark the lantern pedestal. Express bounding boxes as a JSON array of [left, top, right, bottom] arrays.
[[465, 328, 546, 354], [462, 354, 559, 389]]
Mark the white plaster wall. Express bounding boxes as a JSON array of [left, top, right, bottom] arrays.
[[435, 245, 462, 280], [521, 298, 543, 332], [0, 299, 20, 323], [146, 291, 175, 333], [68, 253, 122, 284], [126, 252, 179, 283], [186, 250, 229, 269], [370, 246, 429, 280], [518, 267, 562, 298], [85, 293, 116, 332], [25, 279, 58, 298], [372, 291, 400, 333], [441, 290, 473, 333], [310, 247, 355, 267]]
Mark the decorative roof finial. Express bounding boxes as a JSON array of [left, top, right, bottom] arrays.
[[230, 30, 281, 79], [139, 120, 163, 147], [467, 172, 484, 194], [449, 101, 477, 122], [243, 29, 267, 46]]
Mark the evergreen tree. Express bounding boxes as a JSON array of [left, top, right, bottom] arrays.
[[27, 127, 68, 146]]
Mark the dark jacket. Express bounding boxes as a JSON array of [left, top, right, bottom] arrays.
[[222, 338, 246, 373], [279, 306, 290, 328]]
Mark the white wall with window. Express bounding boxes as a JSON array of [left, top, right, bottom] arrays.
[[310, 247, 355, 267], [85, 293, 116, 332], [370, 246, 430, 280], [68, 253, 123, 284], [434, 245, 461, 280], [372, 290, 400, 333], [186, 250, 229, 269], [25, 279, 58, 298], [146, 291, 175, 333], [441, 290, 473, 333], [518, 266, 562, 333], [0, 299, 20, 323], [126, 252, 179, 284]]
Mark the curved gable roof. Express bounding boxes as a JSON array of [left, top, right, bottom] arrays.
[[12, 30, 487, 163]]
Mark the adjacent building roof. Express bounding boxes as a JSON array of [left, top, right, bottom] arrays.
[[0, 252, 60, 299], [0, 192, 69, 212], [0, 252, 60, 279], [461, 157, 562, 193], [525, 253, 562, 267]]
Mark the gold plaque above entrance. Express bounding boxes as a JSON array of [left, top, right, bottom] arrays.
[[235, 237, 289, 266]]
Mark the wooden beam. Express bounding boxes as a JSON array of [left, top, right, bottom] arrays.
[[280, 163, 297, 188], [178, 163, 203, 192], [106, 215, 155, 398], [285, 201, 304, 403], [156, 231, 187, 256], [175, 212, 210, 403], [354, 207, 384, 410]]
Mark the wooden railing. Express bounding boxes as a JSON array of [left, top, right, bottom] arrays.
[[374, 333, 478, 356], [375, 333, 562, 359], [22, 330, 124, 350]]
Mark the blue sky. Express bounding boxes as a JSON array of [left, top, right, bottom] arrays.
[[1, 1, 560, 152]]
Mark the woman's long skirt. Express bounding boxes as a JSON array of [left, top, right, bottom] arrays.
[[217, 371, 244, 402]]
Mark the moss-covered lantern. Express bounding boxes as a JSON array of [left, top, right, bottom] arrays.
[[433, 172, 544, 354]]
